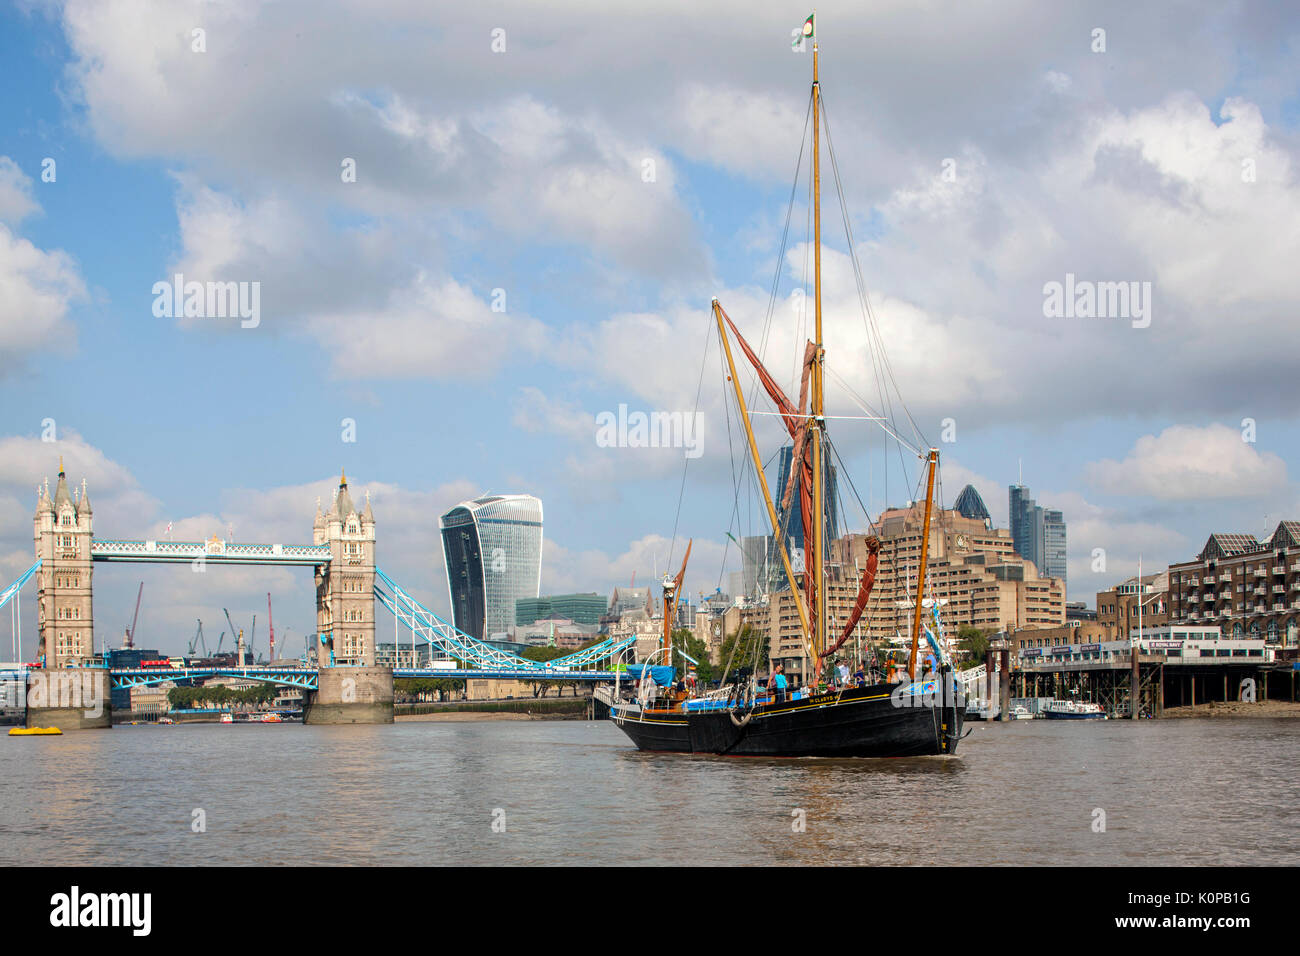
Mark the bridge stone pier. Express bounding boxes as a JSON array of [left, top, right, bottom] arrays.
[[303, 666, 394, 724], [25, 668, 112, 731]]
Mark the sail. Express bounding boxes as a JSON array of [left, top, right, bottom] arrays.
[[672, 539, 692, 595], [719, 307, 818, 611], [821, 536, 880, 661]]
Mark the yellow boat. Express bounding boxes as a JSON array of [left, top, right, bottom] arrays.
[[8, 726, 63, 736]]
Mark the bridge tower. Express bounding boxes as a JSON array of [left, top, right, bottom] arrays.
[[28, 458, 110, 731], [305, 470, 391, 724], [313, 469, 376, 666], [33, 459, 95, 667]]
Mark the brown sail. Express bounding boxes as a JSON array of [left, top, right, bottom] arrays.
[[820, 535, 880, 661], [718, 305, 817, 612]]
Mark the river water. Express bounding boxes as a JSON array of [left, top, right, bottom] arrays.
[[1, 717, 1296, 866]]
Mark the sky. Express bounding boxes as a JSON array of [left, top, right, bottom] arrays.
[[2, 1, 1299, 658]]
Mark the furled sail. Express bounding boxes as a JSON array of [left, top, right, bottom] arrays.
[[820, 536, 880, 661]]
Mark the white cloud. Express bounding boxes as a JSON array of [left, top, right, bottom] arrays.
[[542, 533, 729, 606], [0, 157, 39, 224], [1087, 424, 1288, 500], [0, 158, 85, 375]]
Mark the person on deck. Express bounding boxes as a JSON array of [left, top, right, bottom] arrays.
[[772, 663, 788, 704]]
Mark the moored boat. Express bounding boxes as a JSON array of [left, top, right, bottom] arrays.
[[8, 726, 63, 736], [1044, 700, 1107, 720]]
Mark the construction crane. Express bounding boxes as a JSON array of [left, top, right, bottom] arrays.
[[125, 582, 143, 649], [216, 630, 225, 655], [223, 608, 244, 665], [250, 614, 257, 663], [187, 620, 207, 657], [267, 593, 275, 663]]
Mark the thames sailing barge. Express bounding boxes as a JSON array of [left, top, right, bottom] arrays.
[[610, 19, 963, 758]]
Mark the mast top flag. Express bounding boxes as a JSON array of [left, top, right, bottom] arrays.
[[794, 13, 815, 48]]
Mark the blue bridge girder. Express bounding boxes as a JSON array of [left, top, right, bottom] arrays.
[[91, 540, 331, 566], [394, 668, 618, 681], [107, 666, 619, 691], [111, 666, 320, 691], [374, 567, 635, 671], [2, 557, 637, 677], [0, 559, 40, 613]]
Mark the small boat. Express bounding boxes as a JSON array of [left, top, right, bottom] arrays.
[[1009, 705, 1034, 720], [157, 716, 174, 725], [9, 726, 63, 736], [1044, 700, 1107, 720], [219, 712, 233, 724], [259, 712, 282, 723]]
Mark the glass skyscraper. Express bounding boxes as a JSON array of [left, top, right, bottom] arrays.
[[1009, 484, 1066, 588], [440, 494, 543, 640]]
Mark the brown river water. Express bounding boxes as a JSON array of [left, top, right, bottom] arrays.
[[1, 717, 1295, 866]]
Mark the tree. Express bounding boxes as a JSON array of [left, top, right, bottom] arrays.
[[671, 628, 715, 683], [957, 625, 991, 663], [718, 624, 768, 677], [521, 645, 566, 697]]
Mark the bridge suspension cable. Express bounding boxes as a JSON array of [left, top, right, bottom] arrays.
[[373, 568, 634, 671]]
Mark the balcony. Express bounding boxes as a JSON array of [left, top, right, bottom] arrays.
[[1253, 567, 1267, 577], [1274, 585, 1286, 594], [1220, 573, 1233, 582], [1274, 603, 1287, 612], [1290, 562, 1300, 573], [1274, 565, 1287, 574], [1188, 594, 1200, 603], [1254, 587, 1267, 596], [1189, 577, 1200, 586]]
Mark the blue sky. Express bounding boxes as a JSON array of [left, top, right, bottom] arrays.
[[2, 1, 1299, 657]]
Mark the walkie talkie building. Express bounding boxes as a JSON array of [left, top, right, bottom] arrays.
[[440, 494, 543, 641]]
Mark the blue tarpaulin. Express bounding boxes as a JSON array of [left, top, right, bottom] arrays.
[[620, 664, 676, 685]]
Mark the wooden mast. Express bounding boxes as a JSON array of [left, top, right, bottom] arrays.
[[810, 24, 826, 682], [713, 300, 815, 661], [908, 448, 939, 680]]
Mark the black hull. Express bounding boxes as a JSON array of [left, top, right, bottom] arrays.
[[611, 682, 963, 758]]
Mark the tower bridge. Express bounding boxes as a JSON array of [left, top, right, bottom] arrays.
[[1, 461, 631, 730]]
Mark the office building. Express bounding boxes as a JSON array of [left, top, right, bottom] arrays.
[[1167, 522, 1300, 656], [516, 593, 607, 627], [440, 494, 543, 641], [1009, 483, 1067, 589]]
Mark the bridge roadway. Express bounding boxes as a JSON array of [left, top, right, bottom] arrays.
[[108, 665, 619, 691]]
